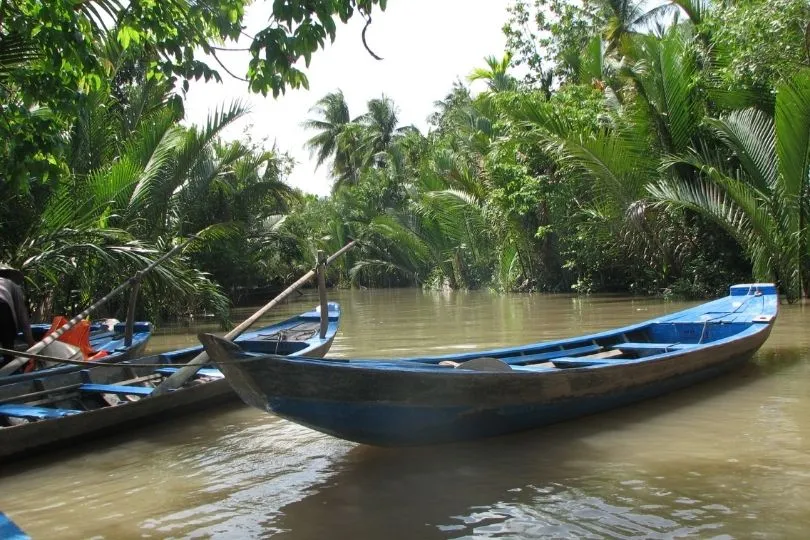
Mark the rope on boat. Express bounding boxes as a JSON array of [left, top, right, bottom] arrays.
[[0, 346, 290, 369], [696, 288, 764, 344]]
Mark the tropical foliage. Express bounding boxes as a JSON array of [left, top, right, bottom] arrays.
[[3, 0, 809, 328], [287, 0, 809, 300], [0, 39, 298, 323], [0, 0, 388, 200]]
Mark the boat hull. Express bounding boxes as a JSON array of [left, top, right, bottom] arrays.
[[206, 286, 776, 446], [0, 308, 338, 460], [262, 348, 759, 446], [1, 378, 235, 460]]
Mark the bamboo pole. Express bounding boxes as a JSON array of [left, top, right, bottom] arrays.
[[150, 240, 356, 396], [123, 275, 143, 347], [0, 236, 197, 376]]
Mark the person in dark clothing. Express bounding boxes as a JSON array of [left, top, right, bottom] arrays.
[[0, 266, 34, 367]]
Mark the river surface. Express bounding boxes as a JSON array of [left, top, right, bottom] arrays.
[[0, 289, 808, 539]]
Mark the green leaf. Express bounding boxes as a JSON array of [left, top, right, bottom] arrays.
[[775, 69, 810, 201], [116, 26, 140, 49]]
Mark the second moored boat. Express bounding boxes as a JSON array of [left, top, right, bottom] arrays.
[[0, 304, 341, 460]]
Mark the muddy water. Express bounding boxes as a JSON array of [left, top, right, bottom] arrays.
[[0, 289, 808, 539]]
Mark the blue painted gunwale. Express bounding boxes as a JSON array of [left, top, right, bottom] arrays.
[[0, 512, 29, 540], [203, 284, 778, 446], [0, 303, 341, 460]]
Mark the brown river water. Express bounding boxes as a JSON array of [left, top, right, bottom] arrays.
[[0, 289, 808, 539]]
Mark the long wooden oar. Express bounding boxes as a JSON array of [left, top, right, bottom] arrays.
[[150, 240, 357, 396], [0, 236, 198, 376]]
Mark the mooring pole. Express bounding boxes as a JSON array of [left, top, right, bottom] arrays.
[[123, 272, 143, 347], [316, 250, 328, 339], [151, 240, 357, 396]]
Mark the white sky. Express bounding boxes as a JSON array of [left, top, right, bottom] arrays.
[[182, 0, 511, 196]]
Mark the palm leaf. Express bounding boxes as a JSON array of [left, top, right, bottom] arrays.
[[775, 69, 810, 202]]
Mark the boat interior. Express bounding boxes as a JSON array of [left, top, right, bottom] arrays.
[[0, 316, 330, 426], [347, 285, 777, 372]]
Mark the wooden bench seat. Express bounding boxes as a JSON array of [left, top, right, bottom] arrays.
[[551, 358, 617, 368], [79, 384, 154, 396], [615, 342, 695, 352], [0, 404, 82, 419], [154, 367, 223, 378], [503, 344, 602, 365]]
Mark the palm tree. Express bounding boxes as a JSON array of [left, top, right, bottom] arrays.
[[468, 53, 518, 93], [302, 90, 355, 180], [354, 145, 494, 289], [511, 29, 705, 285], [650, 69, 810, 299], [359, 96, 400, 155], [356, 96, 418, 168], [10, 38, 280, 320], [11, 102, 250, 319], [600, 0, 671, 54], [620, 28, 702, 154]]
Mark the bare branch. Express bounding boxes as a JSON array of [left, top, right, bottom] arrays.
[[360, 9, 383, 61], [210, 50, 249, 82]]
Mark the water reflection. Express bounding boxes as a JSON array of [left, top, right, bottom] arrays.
[[265, 352, 807, 540], [0, 290, 808, 539]]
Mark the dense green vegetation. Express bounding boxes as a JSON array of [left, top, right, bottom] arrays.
[[0, 0, 385, 322], [291, 0, 810, 301], [1, 0, 809, 326]]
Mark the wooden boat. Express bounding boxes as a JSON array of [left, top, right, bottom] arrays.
[[2, 321, 153, 382], [200, 284, 778, 447], [0, 512, 29, 540], [0, 303, 340, 459]]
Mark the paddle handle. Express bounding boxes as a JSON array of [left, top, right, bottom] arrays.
[[124, 275, 143, 347]]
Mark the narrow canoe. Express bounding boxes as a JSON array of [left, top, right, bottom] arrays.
[[0, 303, 340, 460], [0, 512, 29, 540], [200, 284, 778, 447], [2, 321, 153, 382]]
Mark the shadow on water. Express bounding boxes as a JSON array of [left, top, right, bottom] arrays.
[[258, 350, 807, 539]]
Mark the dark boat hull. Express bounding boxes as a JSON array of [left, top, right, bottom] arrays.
[[217, 328, 769, 446], [2, 377, 234, 459], [204, 284, 778, 446], [0, 307, 339, 460]]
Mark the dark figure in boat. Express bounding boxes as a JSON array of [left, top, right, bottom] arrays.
[[0, 265, 34, 368]]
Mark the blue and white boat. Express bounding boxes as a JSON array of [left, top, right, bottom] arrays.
[[0, 512, 29, 540], [2, 321, 152, 382], [0, 304, 340, 459], [201, 284, 778, 446]]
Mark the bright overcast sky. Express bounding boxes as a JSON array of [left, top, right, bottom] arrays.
[[182, 0, 511, 196]]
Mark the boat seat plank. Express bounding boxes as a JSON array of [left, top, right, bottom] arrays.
[[504, 344, 602, 365], [615, 342, 694, 351], [586, 349, 625, 359], [511, 363, 555, 372], [551, 359, 617, 368], [154, 367, 223, 378], [0, 404, 82, 419], [79, 384, 154, 396]]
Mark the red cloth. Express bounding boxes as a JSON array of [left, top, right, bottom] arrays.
[[45, 316, 96, 359]]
